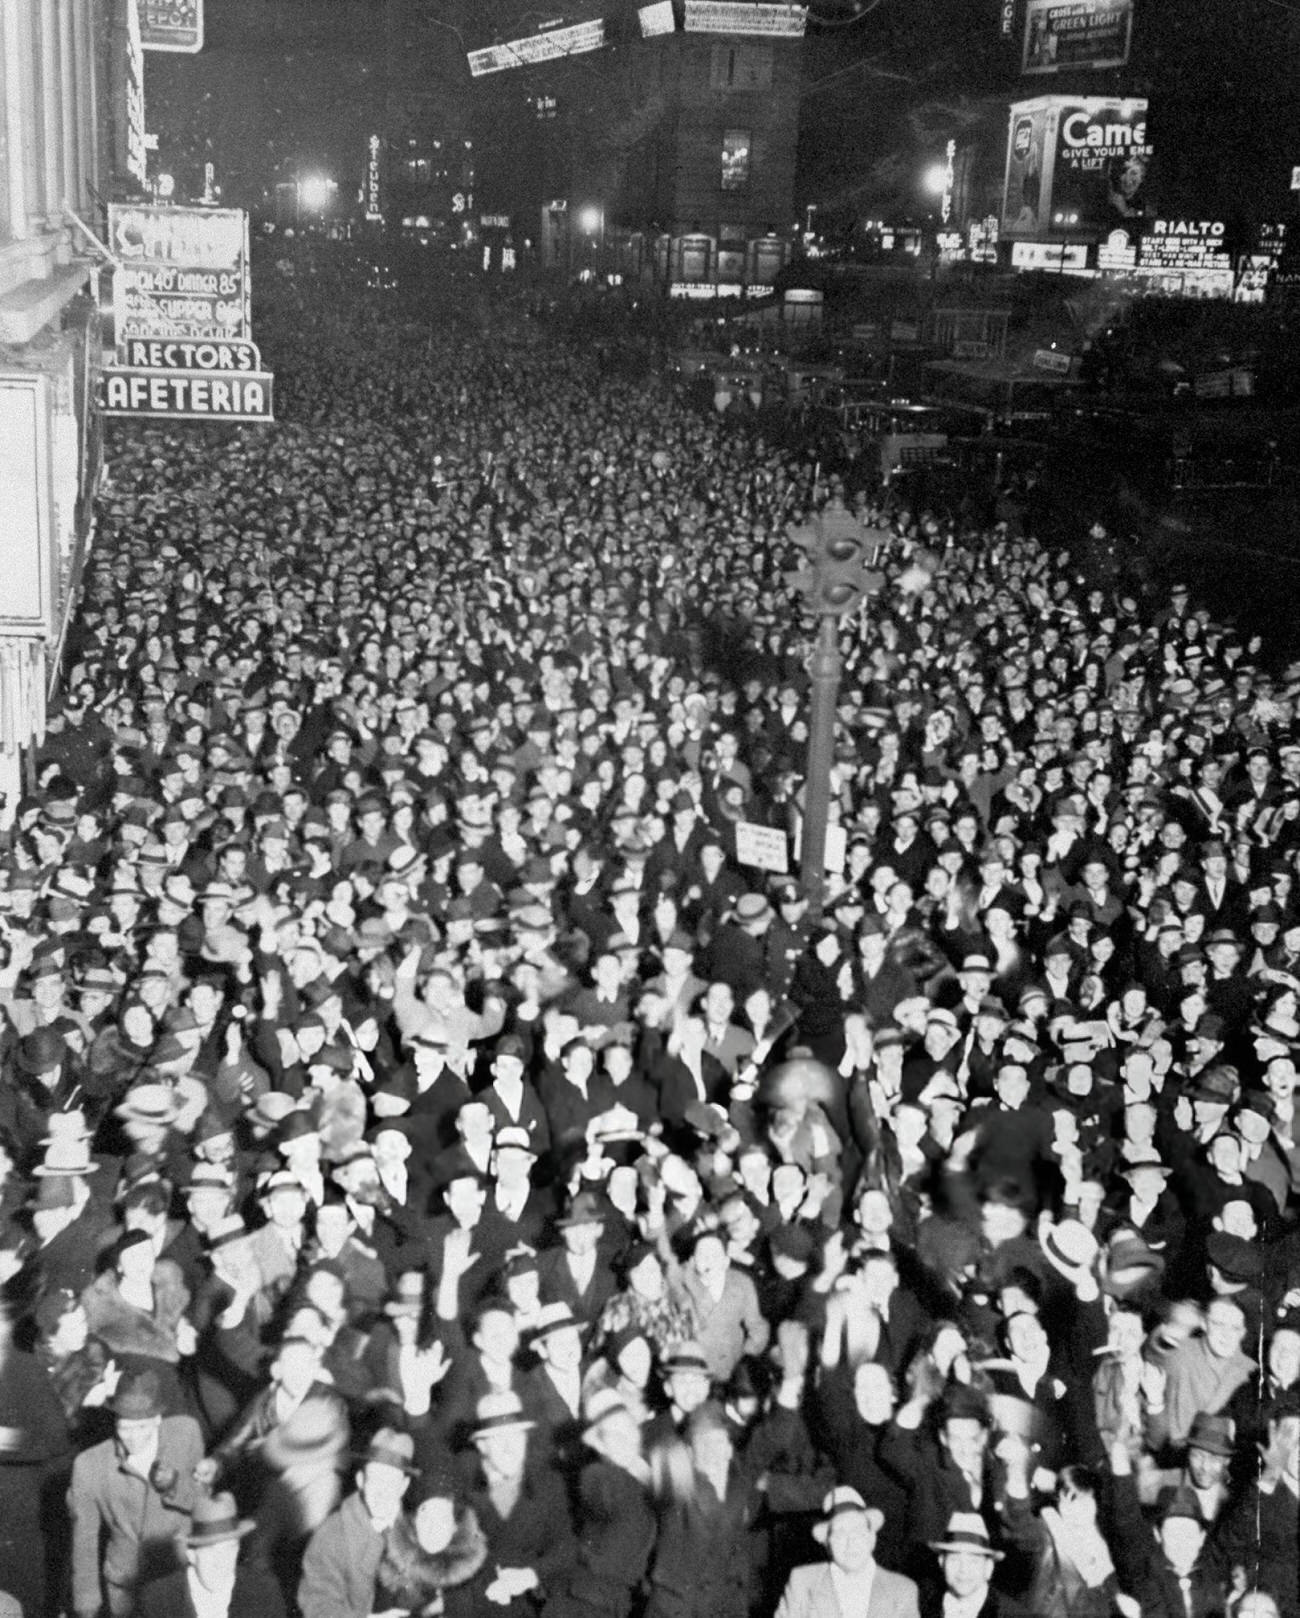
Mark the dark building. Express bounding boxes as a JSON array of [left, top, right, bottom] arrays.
[[621, 25, 800, 293]]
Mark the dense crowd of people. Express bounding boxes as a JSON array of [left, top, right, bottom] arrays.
[[1, 268, 1298, 1618]]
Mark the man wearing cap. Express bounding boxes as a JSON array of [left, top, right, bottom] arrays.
[[68, 1367, 204, 1618], [775, 1485, 919, 1618], [136, 1491, 286, 1618], [299, 1427, 420, 1618]]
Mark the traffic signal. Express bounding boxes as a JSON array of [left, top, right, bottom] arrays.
[[785, 506, 883, 617]]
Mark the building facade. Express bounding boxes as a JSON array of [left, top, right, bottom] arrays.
[[618, 25, 800, 296], [0, 0, 123, 786]]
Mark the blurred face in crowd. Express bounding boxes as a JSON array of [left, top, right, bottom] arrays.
[[1270, 1328, 1300, 1389], [1204, 1300, 1247, 1360], [941, 1416, 987, 1478]]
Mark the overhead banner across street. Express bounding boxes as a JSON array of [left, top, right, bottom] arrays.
[[467, 20, 605, 75], [684, 1, 807, 35]]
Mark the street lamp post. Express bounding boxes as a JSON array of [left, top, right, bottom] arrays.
[[785, 498, 883, 916]]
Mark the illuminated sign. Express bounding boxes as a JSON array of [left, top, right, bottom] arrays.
[[1010, 239, 1089, 270], [639, 1, 676, 35], [139, 0, 204, 52], [366, 134, 383, 221], [480, 214, 511, 228], [684, 2, 807, 36], [125, 0, 148, 186], [1138, 221, 1230, 272], [1002, 96, 1151, 238], [968, 215, 1000, 263], [119, 338, 262, 371], [467, 19, 605, 75], [109, 205, 251, 343], [1023, 0, 1132, 75], [941, 138, 956, 224], [101, 368, 274, 422], [1097, 227, 1136, 269]]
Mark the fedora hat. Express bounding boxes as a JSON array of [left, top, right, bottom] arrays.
[[357, 1426, 419, 1476], [929, 1510, 1004, 1560], [383, 1271, 426, 1318], [17, 1028, 67, 1077], [812, 1486, 884, 1542], [581, 1387, 630, 1437], [1040, 1218, 1099, 1286], [261, 1393, 350, 1473], [110, 1368, 165, 1421], [39, 1109, 92, 1148], [471, 1391, 535, 1440], [1186, 1412, 1236, 1458], [557, 1190, 607, 1229], [115, 1082, 181, 1127], [33, 1135, 94, 1178], [734, 893, 772, 926], [183, 1492, 255, 1547], [1119, 1149, 1172, 1180], [529, 1301, 579, 1344]]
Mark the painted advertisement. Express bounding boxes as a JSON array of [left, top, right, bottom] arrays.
[[1002, 96, 1152, 238], [1022, 0, 1132, 74]]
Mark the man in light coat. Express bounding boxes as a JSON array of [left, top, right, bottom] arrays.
[[678, 1229, 769, 1384], [298, 1427, 418, 1618], [67, 1368, 203, 1618], [775, 1487, 921, 1618]]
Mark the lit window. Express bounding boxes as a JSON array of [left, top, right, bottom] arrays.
[[721, 130, 750, 192]]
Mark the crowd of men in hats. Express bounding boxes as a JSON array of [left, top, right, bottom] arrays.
[[0, 272, 1298, 1618]]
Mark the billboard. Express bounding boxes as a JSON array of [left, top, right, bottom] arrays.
[[139, 0, 204, 52], [104, 206, 272, 422], [684, 2, 807, 35], [1022, 0, 1132, 74], [1002, 96, 1152, 238], [109, 205, 250, 343], [467, 19, 605, 75], [0, 375, 55, 635], [100, 369, 274, 422], [125, 0, 147, 186]]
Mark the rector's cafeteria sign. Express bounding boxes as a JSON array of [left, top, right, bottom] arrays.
[[104, 205, 271, 421], [139, 0, 204, 52], [100, 368, 273, 422], [109, 204, 250, 343]]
